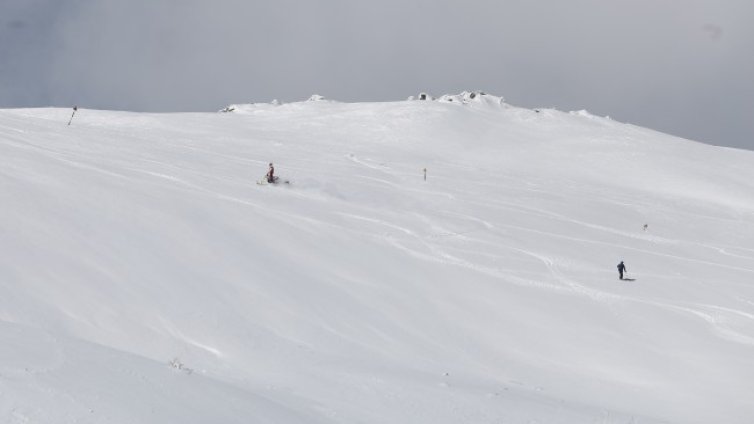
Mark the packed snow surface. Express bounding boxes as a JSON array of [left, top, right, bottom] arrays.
[[1, 95, 754, 423]]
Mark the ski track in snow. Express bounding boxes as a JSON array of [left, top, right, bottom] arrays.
[[433, 208, 754, 341], [331, 166, 754, 347]]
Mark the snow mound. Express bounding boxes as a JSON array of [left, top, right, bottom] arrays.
[[218, 101, 283, 113], [220, 95, 339, 114], [307, 94, 329, 102], [570, 109, 611, 121], [411, 91, 508, 109], [408, 92, 435, 101]]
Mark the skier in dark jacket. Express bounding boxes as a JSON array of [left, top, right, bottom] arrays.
[[266, 162, 276, 183], [617, 261, 627, 280]]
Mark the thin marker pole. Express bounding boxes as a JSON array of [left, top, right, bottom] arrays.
[[67, 106, 78, 126]]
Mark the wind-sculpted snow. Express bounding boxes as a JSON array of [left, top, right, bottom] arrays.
[[1, 99, 753, 423]]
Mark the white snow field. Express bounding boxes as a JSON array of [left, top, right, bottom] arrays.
[[1, 93, 754, 423]]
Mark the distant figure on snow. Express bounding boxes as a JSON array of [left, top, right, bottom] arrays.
[[266, 162, 277, 183], [617, 261, 627, 280], [643, 224, 648, 231]]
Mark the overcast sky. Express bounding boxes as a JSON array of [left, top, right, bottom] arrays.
[[1, 0, 752, 149]]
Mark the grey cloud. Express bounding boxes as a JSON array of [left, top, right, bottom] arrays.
[[7, 20, 28, 30]]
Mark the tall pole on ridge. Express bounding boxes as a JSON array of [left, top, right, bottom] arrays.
[[68, 106, 78, 126]]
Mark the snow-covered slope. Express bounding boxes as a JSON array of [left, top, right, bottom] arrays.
[[1, 94, 753, 423]]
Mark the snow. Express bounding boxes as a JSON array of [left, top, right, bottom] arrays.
[[1, 95, 753, 423]]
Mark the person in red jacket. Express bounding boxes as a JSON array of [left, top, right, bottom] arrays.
[[266, 163, 276, 183]]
